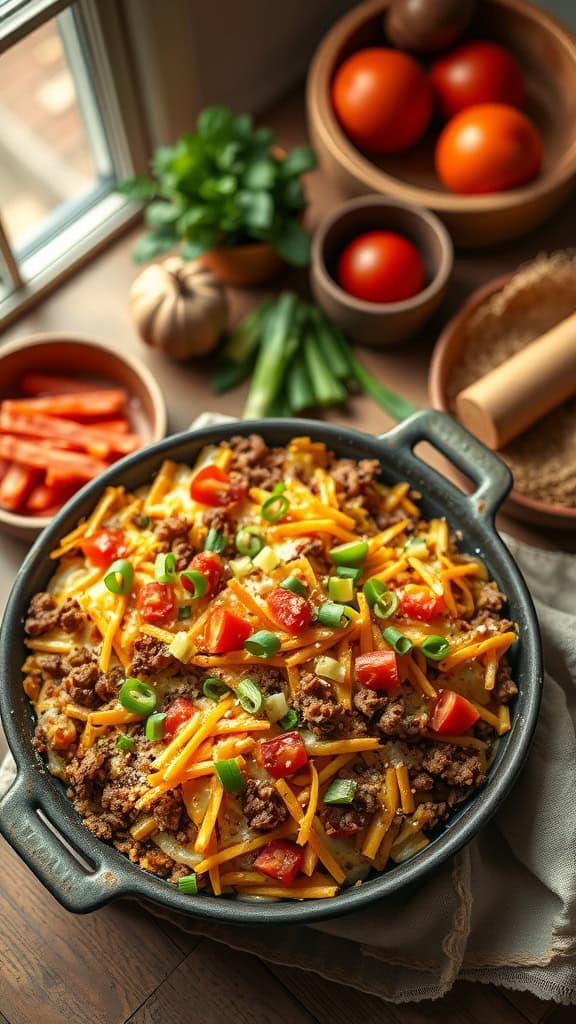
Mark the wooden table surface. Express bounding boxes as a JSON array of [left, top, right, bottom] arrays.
[[0, 88, 574, 1024]]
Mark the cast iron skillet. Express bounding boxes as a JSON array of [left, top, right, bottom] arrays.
[[0, 411, 542, 924]]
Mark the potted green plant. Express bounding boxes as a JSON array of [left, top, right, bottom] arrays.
[[117, 106, 317, 286]]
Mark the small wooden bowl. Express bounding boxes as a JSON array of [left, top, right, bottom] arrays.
[[0, 334, 167, 541], [429, 275, 576, 529], [310, 195, 453, 346], [307, 0, 576, 248]]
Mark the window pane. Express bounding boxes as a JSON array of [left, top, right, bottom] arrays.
[[0, 8, 113, 257]]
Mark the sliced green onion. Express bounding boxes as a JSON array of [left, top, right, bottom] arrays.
[[329, 539, 369, 566], [279, 575, 307, 597], [315, 655, 345, 684], [236, 678, 264, 715], [317, 601, 350, 628], [278, 709, 298, 731], [404, 536, 428, 555], [335, 565, 362, 582], [178, 873, 198, 895], [272, 482, 287, 495], [382, 626, 413, 655], [373, 590, 399, 620], [145, 712, 167, 741], [264, 691, 289, 723], [104, 558, 134, 595], [323, 779, 358, 805], [116, 732, 135, 752], [203, 676, 230, 701], [155, 551, 176, 584], [180, 569, 208, 599], [328, 576, 355, 604], [178, 605, 192, 620], [205, 527, 227, 554], [363, 578, 387, 607], [235, 525, 265, 557], [244, 630, 281, 658], [261, 494, 289, 522], [419, 635, 451, 661], [134, 514, 151, 530], [214, 758, 244, 793], [119, 677, 157, 716]]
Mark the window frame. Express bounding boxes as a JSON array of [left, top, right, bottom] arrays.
[[0, 0, 150, 327]]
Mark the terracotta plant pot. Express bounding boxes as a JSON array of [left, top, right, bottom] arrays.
[[200, 241, 284, 287]]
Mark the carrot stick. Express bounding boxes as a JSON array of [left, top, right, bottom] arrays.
[[20, 374, 111, 396], [84, 418, 130, 434], [0, 410, 141, 457], [3, 391, 126, 420], [0, 435, 107, 480], [0, 462, 40, 511], [24, 480, 77, 513]]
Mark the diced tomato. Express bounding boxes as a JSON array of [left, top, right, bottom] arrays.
[[80, 528, 127, 568], [254, 839, 304, 885], [190, 466, 246, 507], [430, 690, 480, 734], [204, 608, 251, 654], [136, 582, 176, 626], [185, 551, 223, 596], [267, 588, 312, 635], [355, 650, 399, 691], [164, 696, 195, 737], [399, 586, 445, 622], [260, 731, 308, 779]]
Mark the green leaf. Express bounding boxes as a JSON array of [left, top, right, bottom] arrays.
[[243, 158, 276, 190], [177, 206, 217, 234], [116, 176, 158, 201], [280, 146, 317, 178], [181, 228, 218, 260], [279, 177, 305, 209], [199, 176, 237, 200], [273, 220, 311, 266], [132, 229, 178, 264], [144, 202, 181, 228], [234, 113, 254, 139], [237, 190, 274, 231], [252, 127, 274, 149], [151, 145, 179, 176], [197, 106, 235, 144], [217, 142, 244, 172]]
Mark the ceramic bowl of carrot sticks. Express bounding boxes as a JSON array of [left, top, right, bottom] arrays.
[[0, 333, 167, 540]]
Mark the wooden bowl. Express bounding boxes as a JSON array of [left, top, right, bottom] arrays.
[[429, 274, 576, 529], [307, 0, 576, 248], [0, 334, 167, 541], [310, 195, 453, 346]]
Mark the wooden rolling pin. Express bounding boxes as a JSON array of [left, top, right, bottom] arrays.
[[455, 309, 576, 449]]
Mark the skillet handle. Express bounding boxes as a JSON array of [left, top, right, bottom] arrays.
[[0, 771, 117, 913], [382, 409, 512, 522]]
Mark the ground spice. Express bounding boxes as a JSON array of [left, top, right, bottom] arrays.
[[446, 252, 576, 508]]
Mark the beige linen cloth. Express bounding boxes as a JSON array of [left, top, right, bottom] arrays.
[[1, 413, 575, 1004]]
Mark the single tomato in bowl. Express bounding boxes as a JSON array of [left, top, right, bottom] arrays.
[[331, 48, 433, 154], [435, 103, 543, 195], [431, 41, 526, 120], [336, 231, 426, 304]]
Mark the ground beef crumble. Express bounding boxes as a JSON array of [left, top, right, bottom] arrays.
[[296, 672, 349, 738], [154, 515, 193, 570], [131, 635, 180, 677], [227, 434, 286, 489], [242, 778, 287, 831], [25, 592, 86, 637], [320, 780, 380, 837]]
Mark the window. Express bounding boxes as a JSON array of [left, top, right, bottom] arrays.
[[0, 0, 148, 325]]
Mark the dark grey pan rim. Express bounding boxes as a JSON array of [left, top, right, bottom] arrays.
[[0, 411, 542, 925]]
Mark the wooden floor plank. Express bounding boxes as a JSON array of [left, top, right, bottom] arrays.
[[502, 989, 553, 1023], [541, 1008, 576, 1024], [0, 836, 184, 1024], [128, 939, 317, 1024], [269, 966, 535, 1024]]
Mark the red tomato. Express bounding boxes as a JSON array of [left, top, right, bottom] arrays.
[[190, 466, 246, 507], [164, 697, 195, 737], [185, 551, 223, 597], [136, 582, 176, 626], [80, 528, 126, 568], [399, 586, 445, 622], [431, 41, 525, 120], [337, 231, 426, 304], [435, 103, 543, 195], [332, 48, 433, 154], [254, 839, 304, 885], [267, 588, 312, 635], [355, 650, 399, 691], [260, 731, 308, 779], [430, 690, 480, 734], [204, 608, 251, 654]]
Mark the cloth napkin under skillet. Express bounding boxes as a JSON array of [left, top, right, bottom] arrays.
[[1, 413, 575, 1004]]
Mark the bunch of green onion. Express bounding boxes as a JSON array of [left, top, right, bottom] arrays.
[[211, 292, 418, 421]]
